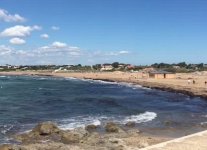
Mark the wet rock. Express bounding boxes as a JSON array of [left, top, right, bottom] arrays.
[[85, 124, 98, 131], [32, 121, 60, 136], [125, 121, 136, 127], [105, 122, 120, 133]]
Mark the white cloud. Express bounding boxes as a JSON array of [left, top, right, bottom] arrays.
[[9, 38, 26, 45], [40, 34, 49, 39], [119, 50, 129, 54], [51, 26, 60, 31], [106, 51, 130, 56], [52, 41, 67, 48], [0, 45, 12, 55], [0, 42, 130, 65], [0, 25, 42, 37], [0, 8, 26, 23]]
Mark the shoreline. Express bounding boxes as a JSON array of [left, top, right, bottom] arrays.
[[0, 71, 207, 100], [1, 71, 206, 99]]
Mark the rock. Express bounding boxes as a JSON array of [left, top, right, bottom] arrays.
[[0, 145, 12, 150], [73, 128, 89, 138], [105, 122, 120, 133], [14, 122, 63, 144], [32, 122, 60, 136], [125, 122, 136, 127], [0, 145, 20, 150], [127, 129, 141, 136], [108, 138, 126, 150], [61, 128, 89, 144], [61, 132, 81, 144], [6, 142, 84, 150], [85, 124, 98, 131]]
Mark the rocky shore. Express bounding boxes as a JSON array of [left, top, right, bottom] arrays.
[[0, 122, 167, 150]]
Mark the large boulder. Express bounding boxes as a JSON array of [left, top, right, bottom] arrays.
[[32, 122, 60, 136], [14, 122, 63, 144], [105, 122, 120, 133], [85, 124, 98, 131]]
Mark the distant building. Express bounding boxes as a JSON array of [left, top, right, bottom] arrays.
[[142, 67, 155, 72], [148, 71, 176, 79], [173, 66, 181, 69], [125, 64, 135, 70], [101, 64, 113, 71]]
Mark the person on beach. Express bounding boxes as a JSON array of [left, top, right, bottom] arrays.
[[188, 79, 191, 85], [193, 80, 195, 84]]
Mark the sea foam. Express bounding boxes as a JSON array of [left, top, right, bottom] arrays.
[[123, 112, 157, 124], [57, 112, 157, 130]]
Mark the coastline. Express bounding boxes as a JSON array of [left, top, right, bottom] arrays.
[[1, 71, 207, 149], [1, 71, 206, 99]]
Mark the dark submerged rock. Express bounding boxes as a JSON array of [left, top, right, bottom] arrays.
[[85, 124, 98, 131], [125, 121, 136, 127]]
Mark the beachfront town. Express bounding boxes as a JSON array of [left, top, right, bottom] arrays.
[[0, 62, 207, 73]]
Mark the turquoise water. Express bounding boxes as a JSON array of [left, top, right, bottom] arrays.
[[0, 75, 207, 143]]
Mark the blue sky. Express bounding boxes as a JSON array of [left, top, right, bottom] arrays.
[[0, 0, 207, 65]]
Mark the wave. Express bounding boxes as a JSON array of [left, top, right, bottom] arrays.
[[123, 112, 157, 124], [57, 112, 157, 130], [64, 77, 151, 91], [57, 116, 104, 130], [0, 124, 14, 135]]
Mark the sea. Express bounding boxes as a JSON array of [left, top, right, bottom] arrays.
[[1, 75, 207, 143]]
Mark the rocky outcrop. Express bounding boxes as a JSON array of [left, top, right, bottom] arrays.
[[32, 121, 61, 135], [85, 124, 98, 131], [15, 122, 89, 145], [61, 128, 89, 144], [105, 122, 120, 133], [2, 121, 167, 150]]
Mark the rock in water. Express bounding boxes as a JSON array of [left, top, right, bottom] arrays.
[[85, 124, 98, 131], [105, 122, 120, 133], [125, 121, 136, 127]]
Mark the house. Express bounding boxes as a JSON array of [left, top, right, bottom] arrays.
[[125, 64, 135, 70], [101, 64, 113, 71], [173, 66, 181, 69], [142, 67, 155, 72], [148, 70, 176, 79]]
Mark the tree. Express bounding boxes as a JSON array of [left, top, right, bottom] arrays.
[[112, 62, 119, 68], [177, 62, 187, 68], [92, 64, 102, 70]]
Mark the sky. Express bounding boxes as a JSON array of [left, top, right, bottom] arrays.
[[0, 0, 207, 65]]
